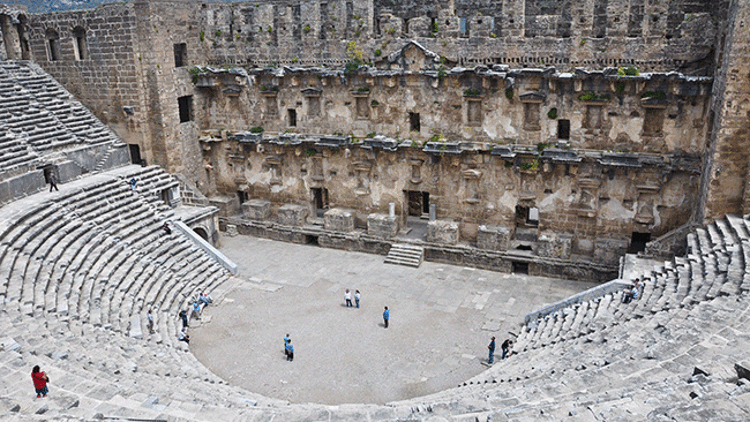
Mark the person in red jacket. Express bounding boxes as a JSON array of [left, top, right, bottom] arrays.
[[31, 365, 49, 398]]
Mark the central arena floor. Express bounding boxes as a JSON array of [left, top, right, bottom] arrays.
[[191, 235, 597, 405]]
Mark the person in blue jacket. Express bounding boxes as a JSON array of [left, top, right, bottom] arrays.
[[383, 306, 389, 328], [285, 340, 294, 361]]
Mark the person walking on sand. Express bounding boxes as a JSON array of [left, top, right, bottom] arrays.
[[383, 306, 389, 328], [286, 340, 294, 361], [31, 365, 49, 398], [488, 336, 496, 364]]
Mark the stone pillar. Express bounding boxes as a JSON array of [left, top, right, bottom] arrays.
[[389, 202, 395, 218], [477, 225, 511, 251], [429, 203, 436, 221]]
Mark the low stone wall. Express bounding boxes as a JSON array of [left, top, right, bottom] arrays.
[[220, 217, 619, 282], [524, 279, 632, 325]]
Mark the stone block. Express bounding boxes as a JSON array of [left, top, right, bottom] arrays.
[[208, 195, 240, 218], [367, 213, 398, 239], [324, 208, 355, 232], [477, 225, 511, 251], [426, 220, 459, 245], [277, 204, 309, 226], [735, 362, 750, 381], [593, 238, 629, 266], [242, 199, 271, 220], [537, 233, 573, 259]]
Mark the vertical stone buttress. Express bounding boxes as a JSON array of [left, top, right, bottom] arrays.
[[700, 0, 750, 222]]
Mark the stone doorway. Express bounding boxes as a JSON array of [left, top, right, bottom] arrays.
[[312, 187, 329, 217], [406, 190, 429, 217], [628, 232, 651, 254]]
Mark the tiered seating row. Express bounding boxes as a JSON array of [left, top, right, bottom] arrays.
[[514, 215, 750, 354]]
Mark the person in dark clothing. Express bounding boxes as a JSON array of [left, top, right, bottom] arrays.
[[179, 310, 188, 329], [501, 338, 513, 360], [488, 336, 496, 364], [285, 340, 294, 361], [49, 174, 59, 192], [383, 306, 389, 328]]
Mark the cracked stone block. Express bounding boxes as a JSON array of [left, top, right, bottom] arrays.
[[277, 204, 309, 226], [426, 220, 459, 245], [477, 225, 510, 251], [324, 208, 355, 232], [367, 213, 398, 239], [242, 199, 271, 220], [538, 232, 573, 259]]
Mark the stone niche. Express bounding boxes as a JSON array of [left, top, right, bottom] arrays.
[[324, 208, 355, 232], [367, 213, 399, 239], [593, 238, 629, 266], [277, 204, 309, 226], [426, 220, 459, 245], [477, 225, 511, 251], [242, 199, 271, 220], [537, 232, 573, 259]]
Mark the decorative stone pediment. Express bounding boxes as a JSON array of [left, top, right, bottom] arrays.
[[384, 40, 440, 71]]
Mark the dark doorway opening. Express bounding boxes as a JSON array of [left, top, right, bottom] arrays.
[[312, 187, 329, 215], [237, 190, 247, 204], [173, 43, 187, 67], [288, 109, 297, 127], [409, 112, 420, 132], [628, 232, 651, 254], [178, 95, 193, 123], [40, 164, 55, 184], [512, 261, 529, 274], [516, 245, 533, 251], [128, 144, 142, 165], [557, 119, 570, 139], [515, 206, 539, 227], [305, 234, 320, 245], [406, 190, 429, 217], [194, 227, 209, 241]]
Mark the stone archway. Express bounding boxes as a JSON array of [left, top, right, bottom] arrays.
[[194, 227, 209, 241]]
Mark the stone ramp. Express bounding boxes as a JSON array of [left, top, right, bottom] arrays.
[[384, 243, 424, 267]]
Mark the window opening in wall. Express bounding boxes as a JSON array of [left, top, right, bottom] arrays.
[[72, 27, 87, 60], [422, 191, 430, 215], [459, 17, 467, 34], [516, 245, 533, 251], [409, 112, 420, 132], [128, 144, 142, 165], [178, 95, 193, 123], [512, 261, 529, 274], [515, 206, 539, 228], [288, 109, 297, 127], [628, 232, 651, 254], [404, 18, 409, 34], [237, 190, 247, 204], [173, 43, 187, 67], [557, 119, 570, 139], [46, 29, 60, 61], [16, 17, 30, 60]]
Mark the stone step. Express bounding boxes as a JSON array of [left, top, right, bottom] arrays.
[[384, 243, 424, 268]]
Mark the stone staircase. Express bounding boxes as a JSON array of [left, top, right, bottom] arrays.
[[384, 243, 424, 267]]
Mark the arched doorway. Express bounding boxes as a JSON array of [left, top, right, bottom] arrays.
[[193, 227, 208, 241]]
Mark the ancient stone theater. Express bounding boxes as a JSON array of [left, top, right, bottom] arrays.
[[0, 0, 749, 420]]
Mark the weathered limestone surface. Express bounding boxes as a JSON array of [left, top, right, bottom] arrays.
[[426, 220, 460, 245], [477, 224, 511, 251], [242, 199, 271, 220], [277, 203, 309, 226], [324, 208, 355, 232], [537, 232, 572, 259], [367, 213, 398, 239]]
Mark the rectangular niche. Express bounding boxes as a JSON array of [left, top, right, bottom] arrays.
[[523, 102, 540, 131], [584, 105, 602, 129], [643, 107, 665, 136], [307, 96, 321, 116], [467, 99, 482, 125], [356, 96, 370, 119]]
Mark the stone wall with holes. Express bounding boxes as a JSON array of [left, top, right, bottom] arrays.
[[200, 130, 702, 265], [192, 66, 713, 151]]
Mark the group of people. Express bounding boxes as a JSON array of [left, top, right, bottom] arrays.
[[487, 337, 514, 364], [622, 278, 644, 304], [344, 289, 361, 308], [176, 291, 214, 345]]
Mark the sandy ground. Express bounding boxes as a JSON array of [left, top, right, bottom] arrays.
[[190, 235, 596, 405]]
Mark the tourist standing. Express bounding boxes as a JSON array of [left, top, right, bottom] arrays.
[[286, 340, 294, 361], [147, 309, 154, 334], [383, 306, 389, 328], [488, 336, 496, 364], [345, 289, 353, 307], [354, 290, 361, 308], [284, 333, 291, 356], [179, 309, 188, 330], [31, 365, 49, 398], [48, 174, 59, 192], [129, 177, 137, 191]]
